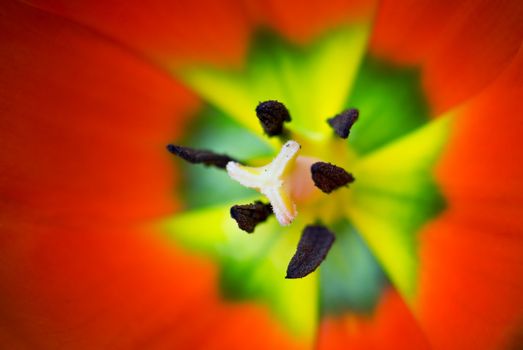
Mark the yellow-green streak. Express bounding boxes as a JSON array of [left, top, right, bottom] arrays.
[[347, 113, 454, 301], [175, 23, 371, 144], [161, 203, 317, 341]]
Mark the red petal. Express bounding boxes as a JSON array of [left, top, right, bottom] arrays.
[[416, 49, 523, 349], [0, 2, 303, 348], [317, 289, 430, 350], [437, 48, 523, 204], [0, 225, 304, 349], [418, 215, 523, 350], [371, 0, 466, 64], [244, 0, 377, 44], [25, 0, 251, 66], [1, 1, 200, 224], [371, 0, 523, 113], [27, 0, 379, 67]]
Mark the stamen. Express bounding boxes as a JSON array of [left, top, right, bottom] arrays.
[[286, 225, 335, 279], [311, 162, 355, 193], [167, 144, 238, 169], [226, 140, 301, 226], [255, 100, 291, 136], [230, 201, 272, 233], [327, 108, 359, 139]]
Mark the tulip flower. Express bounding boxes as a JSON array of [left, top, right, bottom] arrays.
[[1, 0, 522, 349]]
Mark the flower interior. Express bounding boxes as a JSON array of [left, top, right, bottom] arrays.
[[163, 25, 451, 340]]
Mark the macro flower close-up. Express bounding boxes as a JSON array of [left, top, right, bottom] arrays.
[[1, 0, 523, 349]]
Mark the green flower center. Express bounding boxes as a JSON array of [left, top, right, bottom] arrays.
[[162, 23, 451, 341]]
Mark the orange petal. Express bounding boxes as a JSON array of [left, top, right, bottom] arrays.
[[0, 2, 304, 348], [0, 0, 197, 224], [25, 0, 251, 67], [371, 0, 523, 113], [415, 49, 523, 349], [0, 225, 214, 348], [371, 0, 466, 64], [317, 289, 430, 350], [244, 0, 377, 44], [418, 215, 523, 350], [437, 50, 523, 201], [0, 224, 305, 349]]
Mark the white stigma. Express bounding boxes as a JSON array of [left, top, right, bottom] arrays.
[[226, 140, 301, 226]]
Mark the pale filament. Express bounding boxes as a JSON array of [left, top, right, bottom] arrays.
[[226, 140, 300, 225]]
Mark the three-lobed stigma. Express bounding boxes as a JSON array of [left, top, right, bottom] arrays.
[[167, 100, 359, 277], [226, 140, 300, 226]]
